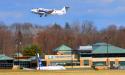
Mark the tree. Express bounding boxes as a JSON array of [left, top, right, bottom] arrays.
[[65, 22, 71, 30], [1, 21, 125, 56], [23, 44, 42, 56]]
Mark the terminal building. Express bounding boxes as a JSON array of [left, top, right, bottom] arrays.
[[45, 42, 125, 68], [1, 42, 125, 69], [45, 44, 78, 68]]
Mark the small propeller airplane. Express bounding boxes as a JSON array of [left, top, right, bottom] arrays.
[[31, 6, 69, 17], [36, 53, 65, 70], [23, 48, 65, 70]]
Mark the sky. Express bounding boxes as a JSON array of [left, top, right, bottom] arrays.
[[0, 0, 125, 29]]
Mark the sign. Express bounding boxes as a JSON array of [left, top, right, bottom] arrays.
[[48, 55, 73, 59]]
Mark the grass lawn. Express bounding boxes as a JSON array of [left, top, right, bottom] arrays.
[[0, 70, 125, 75]]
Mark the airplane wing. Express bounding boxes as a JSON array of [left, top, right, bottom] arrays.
[[46, 10, 54, 14], [39, 9, 54, 14], [46, 10, 54, 17], [38, 9, 54, 17], [43, 10, 54, 17]]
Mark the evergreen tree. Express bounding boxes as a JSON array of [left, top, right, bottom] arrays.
[[23, 44, 42, 56]]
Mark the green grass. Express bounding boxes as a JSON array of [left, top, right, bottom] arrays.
[[0, 70, 125, 75]]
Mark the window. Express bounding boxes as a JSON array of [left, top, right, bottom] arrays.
[[119, 61, 125, 66], [93, 62, 106, 66], [84, 60, 89, 66]]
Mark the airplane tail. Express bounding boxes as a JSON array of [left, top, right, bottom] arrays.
[[38, 53, 42, 66], [36, 53, 43, 70], [61, 6, 69, 14], [35, 48, 43, 70]]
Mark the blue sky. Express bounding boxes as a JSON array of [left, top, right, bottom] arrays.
[[0, 0, 125, 29]]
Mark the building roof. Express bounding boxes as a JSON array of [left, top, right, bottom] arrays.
[[29, 56, 45, 61], [54, 44, 72, 51], [0, 54, 13, 60], [14, 59, 31, 62], [14, 52, 23, 57], [92, 42, 125, 54], [78, 46, 92, 50], [14, 56, 35, 62]]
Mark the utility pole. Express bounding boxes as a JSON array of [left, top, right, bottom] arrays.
[[71, 50, 73, 68], [105, 36, 110, 68], [16, 25, 22, 66], [107, 40, 109, 66]]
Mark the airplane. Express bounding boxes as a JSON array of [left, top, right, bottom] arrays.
[[36, 53, 66, 70], [35, 48, 65, 70], [31, 6, 69, 17], [23, 48, 65, 70]]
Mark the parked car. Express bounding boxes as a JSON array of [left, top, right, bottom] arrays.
[[118, 66, 125, 70], [110, 64, 119, 69], [93, 63, 108, 70]]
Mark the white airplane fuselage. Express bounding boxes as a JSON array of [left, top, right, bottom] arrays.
[[31, 6, 69, 17], [35, 53, 66, 70], [51, 10, 66, 15], [37, 66, 66, 70]]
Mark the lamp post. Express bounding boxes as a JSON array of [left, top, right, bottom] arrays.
[[16, 26, 22, 66], [18, 41, 22, 65], [105, 36, 110, 67], [106, 41, 109, 66], [71, 49, 73, 68]]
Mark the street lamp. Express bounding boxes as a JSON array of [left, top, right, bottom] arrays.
[[105, 36, 110, 67], [71, 49, 73, 68], [16, 28, 22, 66], [106, 42, 109, 66]]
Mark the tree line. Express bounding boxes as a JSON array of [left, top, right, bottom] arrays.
[[0, 21, 125, 56]]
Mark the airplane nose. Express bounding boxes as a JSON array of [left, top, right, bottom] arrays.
[[31, 9, 37, 13], [31, 9, 34, 13]]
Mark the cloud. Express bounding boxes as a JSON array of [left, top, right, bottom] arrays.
[[87, 6, 125, 15], [0, 11, 23, 19]]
